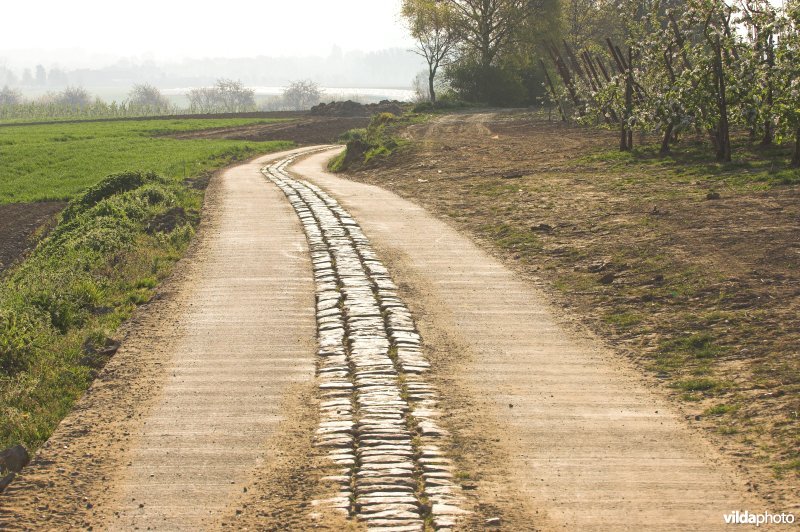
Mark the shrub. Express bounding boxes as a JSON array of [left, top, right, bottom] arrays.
[[61, 171, 155, 222], [332, 114, 407, 171], [445, 61, 527, 107]]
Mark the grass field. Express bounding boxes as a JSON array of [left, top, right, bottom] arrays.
[[0, 117, 295, 452], [0, 118, 293, 203]]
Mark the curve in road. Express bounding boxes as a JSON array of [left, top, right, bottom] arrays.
[[292, 148, 760, 532]]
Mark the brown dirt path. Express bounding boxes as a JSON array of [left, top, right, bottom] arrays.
[[294, 148, 764, 531], [0, 147, 324, 530]]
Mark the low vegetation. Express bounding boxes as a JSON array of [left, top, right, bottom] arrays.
[[0, 79, 260, 122], [0, 172, 195, 449], [329, 112, 414, 172]]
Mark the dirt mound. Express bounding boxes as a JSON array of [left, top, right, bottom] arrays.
[[310, 100, 406, 117]]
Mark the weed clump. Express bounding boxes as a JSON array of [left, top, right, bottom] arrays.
[[330, 113, 406, 172]]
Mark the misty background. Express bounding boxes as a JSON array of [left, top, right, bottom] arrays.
[[0, 47, 425, 104], [0, 1, 424, 104]]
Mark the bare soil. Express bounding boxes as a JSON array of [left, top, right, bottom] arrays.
[[342, 111, 800, 510], [0, 203, 65, 273], [170, 116, 369, 145]]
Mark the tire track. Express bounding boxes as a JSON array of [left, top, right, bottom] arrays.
[[264, 155, 467, 531]]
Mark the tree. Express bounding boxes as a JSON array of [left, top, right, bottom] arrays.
[[56, 86, 92, 108], [187, 87, 218, 114], [443, 0, 525, 68], [35, 65, 46, 86], [738, 0, 779, 145], [187, 79, 256, 114], [0, 86, 22, 106], [402, 0, 459, 103], [775, 0, 800, 167], [282, 80, 323, 110], [128, 83, 171, 114], [214, 79, 256, 113]]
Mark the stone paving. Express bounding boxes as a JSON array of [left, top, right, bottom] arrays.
[[264, 155, 467, 531]]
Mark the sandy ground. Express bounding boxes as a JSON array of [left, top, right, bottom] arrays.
[[0, 147, 325, 530], [294, 149, 764, 531]]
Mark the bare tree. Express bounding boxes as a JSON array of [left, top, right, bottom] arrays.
[[402, 0, 459, 103], [56, 86, 92, 108], [282, 80, 323, 110], [215, 79, 256, 113], [187, 87, 218, 113], [187, 79, 256, 113], [128, 83, 171, 113]]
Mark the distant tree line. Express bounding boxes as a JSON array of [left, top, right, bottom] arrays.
[[0, 78, 331, 120], [0, 83, 180, 121]]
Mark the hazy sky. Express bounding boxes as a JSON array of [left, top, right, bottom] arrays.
[[0, 1, 414, 67]]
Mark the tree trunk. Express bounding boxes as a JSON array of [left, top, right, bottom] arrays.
[[429, 67, 436, 104], [762, 117, 773, 146], [620, 121, 629, 151], [762, 37, 775, 146], [621, 47, 634, 151], [713, 36, 731, 162], [792, 127, 800, 168], [540, 59, 566, 122], [660, 122, 674, 155]]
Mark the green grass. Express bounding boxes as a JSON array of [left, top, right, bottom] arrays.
[[575, 135, 800, 192], [705, 403, 738, 416], [673, 377, 724, 392], [0, 118, 292, 203], [478, 222, 543, 255], [661, 333, 726, 360]]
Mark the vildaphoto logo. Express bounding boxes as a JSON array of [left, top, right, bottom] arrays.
[[723, 511, 796, 526]]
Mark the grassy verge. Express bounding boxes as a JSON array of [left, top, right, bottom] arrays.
[[0, 118, 293, 451], [0, 118, 291, 203]]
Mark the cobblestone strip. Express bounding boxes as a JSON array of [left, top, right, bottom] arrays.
[[263, 155, 466, 531]]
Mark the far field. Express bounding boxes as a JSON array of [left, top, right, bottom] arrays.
[[0, 118, 294, 203]]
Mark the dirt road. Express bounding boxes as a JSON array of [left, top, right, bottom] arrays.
[[1, 146, 762, 530]]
